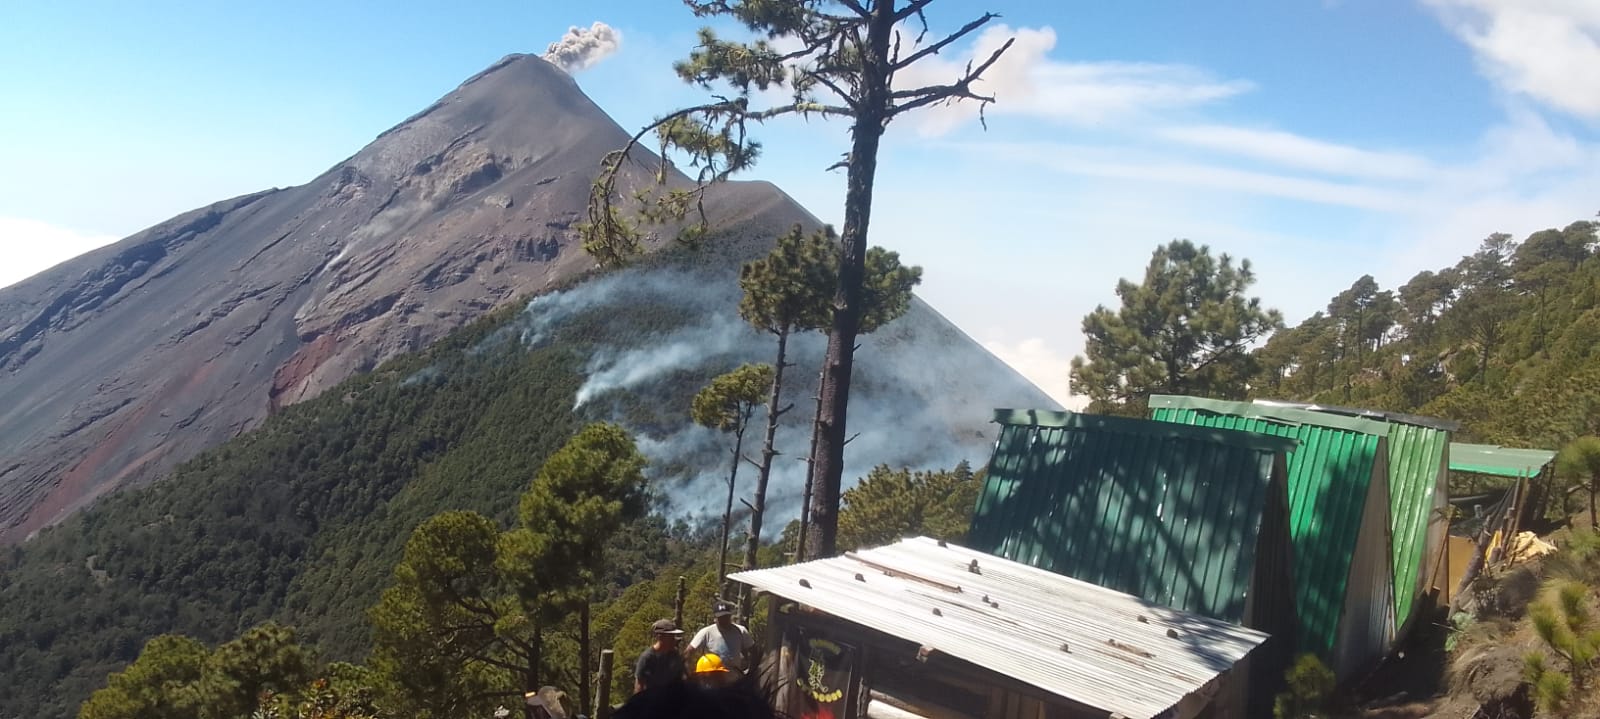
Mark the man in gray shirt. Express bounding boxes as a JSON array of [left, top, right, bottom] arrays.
[[686, 600, 755, 675]]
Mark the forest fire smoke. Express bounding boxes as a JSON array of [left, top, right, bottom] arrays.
[[510, 264, 1056, 524]]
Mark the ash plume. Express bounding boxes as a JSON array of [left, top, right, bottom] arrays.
[[542, 22, 622, 73]]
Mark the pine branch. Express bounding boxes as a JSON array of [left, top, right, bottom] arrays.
[[890, 37, 1015, 117], [746, 101, 856, 121], [893, 0, 938, 23], [837, 0, 870, 18], [802, 70, 862, 112], [892, 12, 997, 71]]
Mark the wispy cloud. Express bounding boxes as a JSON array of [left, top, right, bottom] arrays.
[[1423, 0, 1600, 120], [1154, 125, 1436, 180], [0, 217, 120, 289], [963, 141, 1414, 211], [891, 25, 1253, 136]]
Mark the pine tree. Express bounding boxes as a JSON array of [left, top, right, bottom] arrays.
[[836, 462, 980, 552], [1071, 240, 1281, 413], [368, 423, 647, 718], [736, 227, 833, 596], [580, 0, 1013, 559], [1557, 437, 1600, 528], [1524, 580, 1600, 715], [79, 635, 209, 719], [732, 225, 922, 581], [77, 625, 319, 719], [691, 363, 775, 593]]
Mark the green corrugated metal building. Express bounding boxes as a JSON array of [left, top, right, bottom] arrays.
[[969, 409, 1300, 716], [1149, 395, 1396, 680], [1252, 400, 1456, 636]]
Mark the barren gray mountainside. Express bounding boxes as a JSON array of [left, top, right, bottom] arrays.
[[0, 54, 820, 543]]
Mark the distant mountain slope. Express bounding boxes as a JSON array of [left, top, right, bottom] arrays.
[[0, 54, 816, 543], [0, 239, 1054, 718]]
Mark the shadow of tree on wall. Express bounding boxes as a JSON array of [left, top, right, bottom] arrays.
[[966, 416, 1309, 676]]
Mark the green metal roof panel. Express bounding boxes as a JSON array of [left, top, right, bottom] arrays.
[[1449, 442, 1556, 478], [970, 411, 1290, 625], [1150, 400, 1391, 664]]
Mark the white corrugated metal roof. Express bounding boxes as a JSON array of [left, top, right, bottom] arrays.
[[729, 536, 1268, 719]]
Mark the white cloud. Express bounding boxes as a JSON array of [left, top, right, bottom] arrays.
[[542, 21, 623, 73], [0, 217, 120, 289], [982, 336, 1084, 410], [1383, 108, 1600, 280], [1424, 0, 1600, 120], [1155, 125, 1435, 180], [963, 141, 1414, 211], [891, 24, 1253, 136]]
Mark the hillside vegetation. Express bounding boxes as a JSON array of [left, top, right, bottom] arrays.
[[0, 242, 1012, 719], [1252, 221, 1600, 448]]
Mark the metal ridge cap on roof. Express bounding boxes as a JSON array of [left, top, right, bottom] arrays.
[[1250, 398, 1461, 432], [1149, 394, 1391, 436], [991, 407, 1300, 454], [729, 538, 1267, 719]]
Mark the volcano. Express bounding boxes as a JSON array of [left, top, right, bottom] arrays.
[[0, 53, 1052, 545]]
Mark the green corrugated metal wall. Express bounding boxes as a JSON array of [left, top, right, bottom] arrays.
[[1383, 422, 1450, 626], [1175, 398, 1454, 632], [969, 410, 1296, 626], [1149, 397, 1390, 666]]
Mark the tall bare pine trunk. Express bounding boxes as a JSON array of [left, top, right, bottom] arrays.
[[805, 4, 893, 561]]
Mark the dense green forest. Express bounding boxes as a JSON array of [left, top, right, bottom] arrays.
[[0, 257, 687, 718], [1071, 220, 1600, 450], [1253, 221, 1600, 449]]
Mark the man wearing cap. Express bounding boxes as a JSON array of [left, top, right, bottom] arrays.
[[634, 619, 687, 695], [686, 601, 755, 677]]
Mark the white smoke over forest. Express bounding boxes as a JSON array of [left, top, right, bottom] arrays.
[[542, 22, 623, 73], [509, 263, 1059, 528]]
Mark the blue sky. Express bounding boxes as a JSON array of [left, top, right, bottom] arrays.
[[2, 1, 1597, 406]]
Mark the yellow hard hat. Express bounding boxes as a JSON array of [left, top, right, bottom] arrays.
[[695, 653, 730, 674]]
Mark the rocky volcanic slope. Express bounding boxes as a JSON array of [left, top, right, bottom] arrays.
[[0, 54, 815, 543]]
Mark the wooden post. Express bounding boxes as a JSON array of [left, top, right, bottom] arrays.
[[597, 649, 614, 719], [675, 576, 687, 630], [580, 602, 592, 718]]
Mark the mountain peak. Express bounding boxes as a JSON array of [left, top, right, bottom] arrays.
[[0, 51, 815, 544]]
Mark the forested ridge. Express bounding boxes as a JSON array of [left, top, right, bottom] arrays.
[[1069, 219, 1600, 451], [0, 252, 681, 717], [1252, 220, 1600, 448]]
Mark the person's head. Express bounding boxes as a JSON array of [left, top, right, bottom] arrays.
[[651, 619, 683, 650], [713, 600, 735, 626]]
